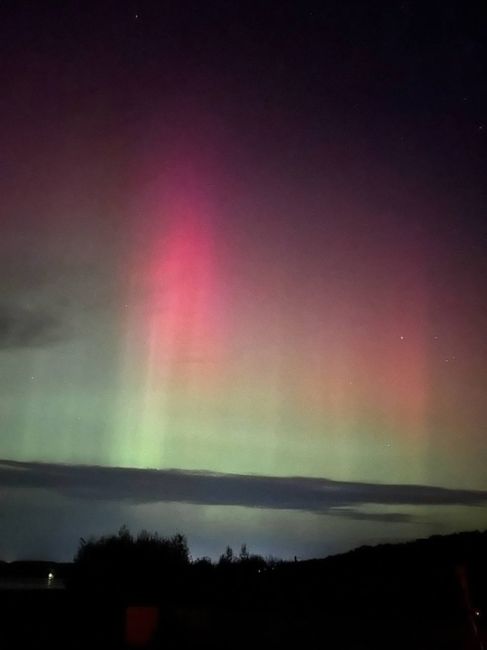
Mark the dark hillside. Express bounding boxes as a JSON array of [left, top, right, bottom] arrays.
[[0, 530, 485, 649]]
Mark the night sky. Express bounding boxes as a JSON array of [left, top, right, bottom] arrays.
[[1, 1, 486, 561]]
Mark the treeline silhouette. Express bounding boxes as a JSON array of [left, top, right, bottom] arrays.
[[67, 527, 486, 611], [68, 527, 486, 648], [1, 529, 485, 649], [69, 526, 272, 601]]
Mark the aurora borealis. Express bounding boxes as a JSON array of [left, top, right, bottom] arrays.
[[1, 1, 486, 560]]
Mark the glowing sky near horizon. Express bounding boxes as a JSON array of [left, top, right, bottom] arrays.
[[0, 2, 486, 559]]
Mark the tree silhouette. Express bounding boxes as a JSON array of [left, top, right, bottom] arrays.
[[218, 545, 235, 566], [71, 527, 190, 595], [239, 544, 249, 561]]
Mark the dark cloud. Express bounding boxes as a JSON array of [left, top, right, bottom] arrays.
[[1, 460, 486, 522], [0, 304, 64, 349], [328, 508, 415, 524]]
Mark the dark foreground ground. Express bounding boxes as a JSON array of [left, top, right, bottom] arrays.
[[0, 587, 484, 649], [1, 530, 486, 649]]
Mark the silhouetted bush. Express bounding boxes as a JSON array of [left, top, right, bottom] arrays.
[[71, 526, 190, 597]]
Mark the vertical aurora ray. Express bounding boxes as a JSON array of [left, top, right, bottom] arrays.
[[325, 246, 432, 483], [0, 152, 476, 490], [0, 120, 479, 493], [2, 2, 487, 564], [115, 164, 225, 468], [108, 172, 471, 487], [138, 209, 220, 464]]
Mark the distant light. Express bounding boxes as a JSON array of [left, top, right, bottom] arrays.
[[48, 572, 54, 580], [474, 609, 480, 617]]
